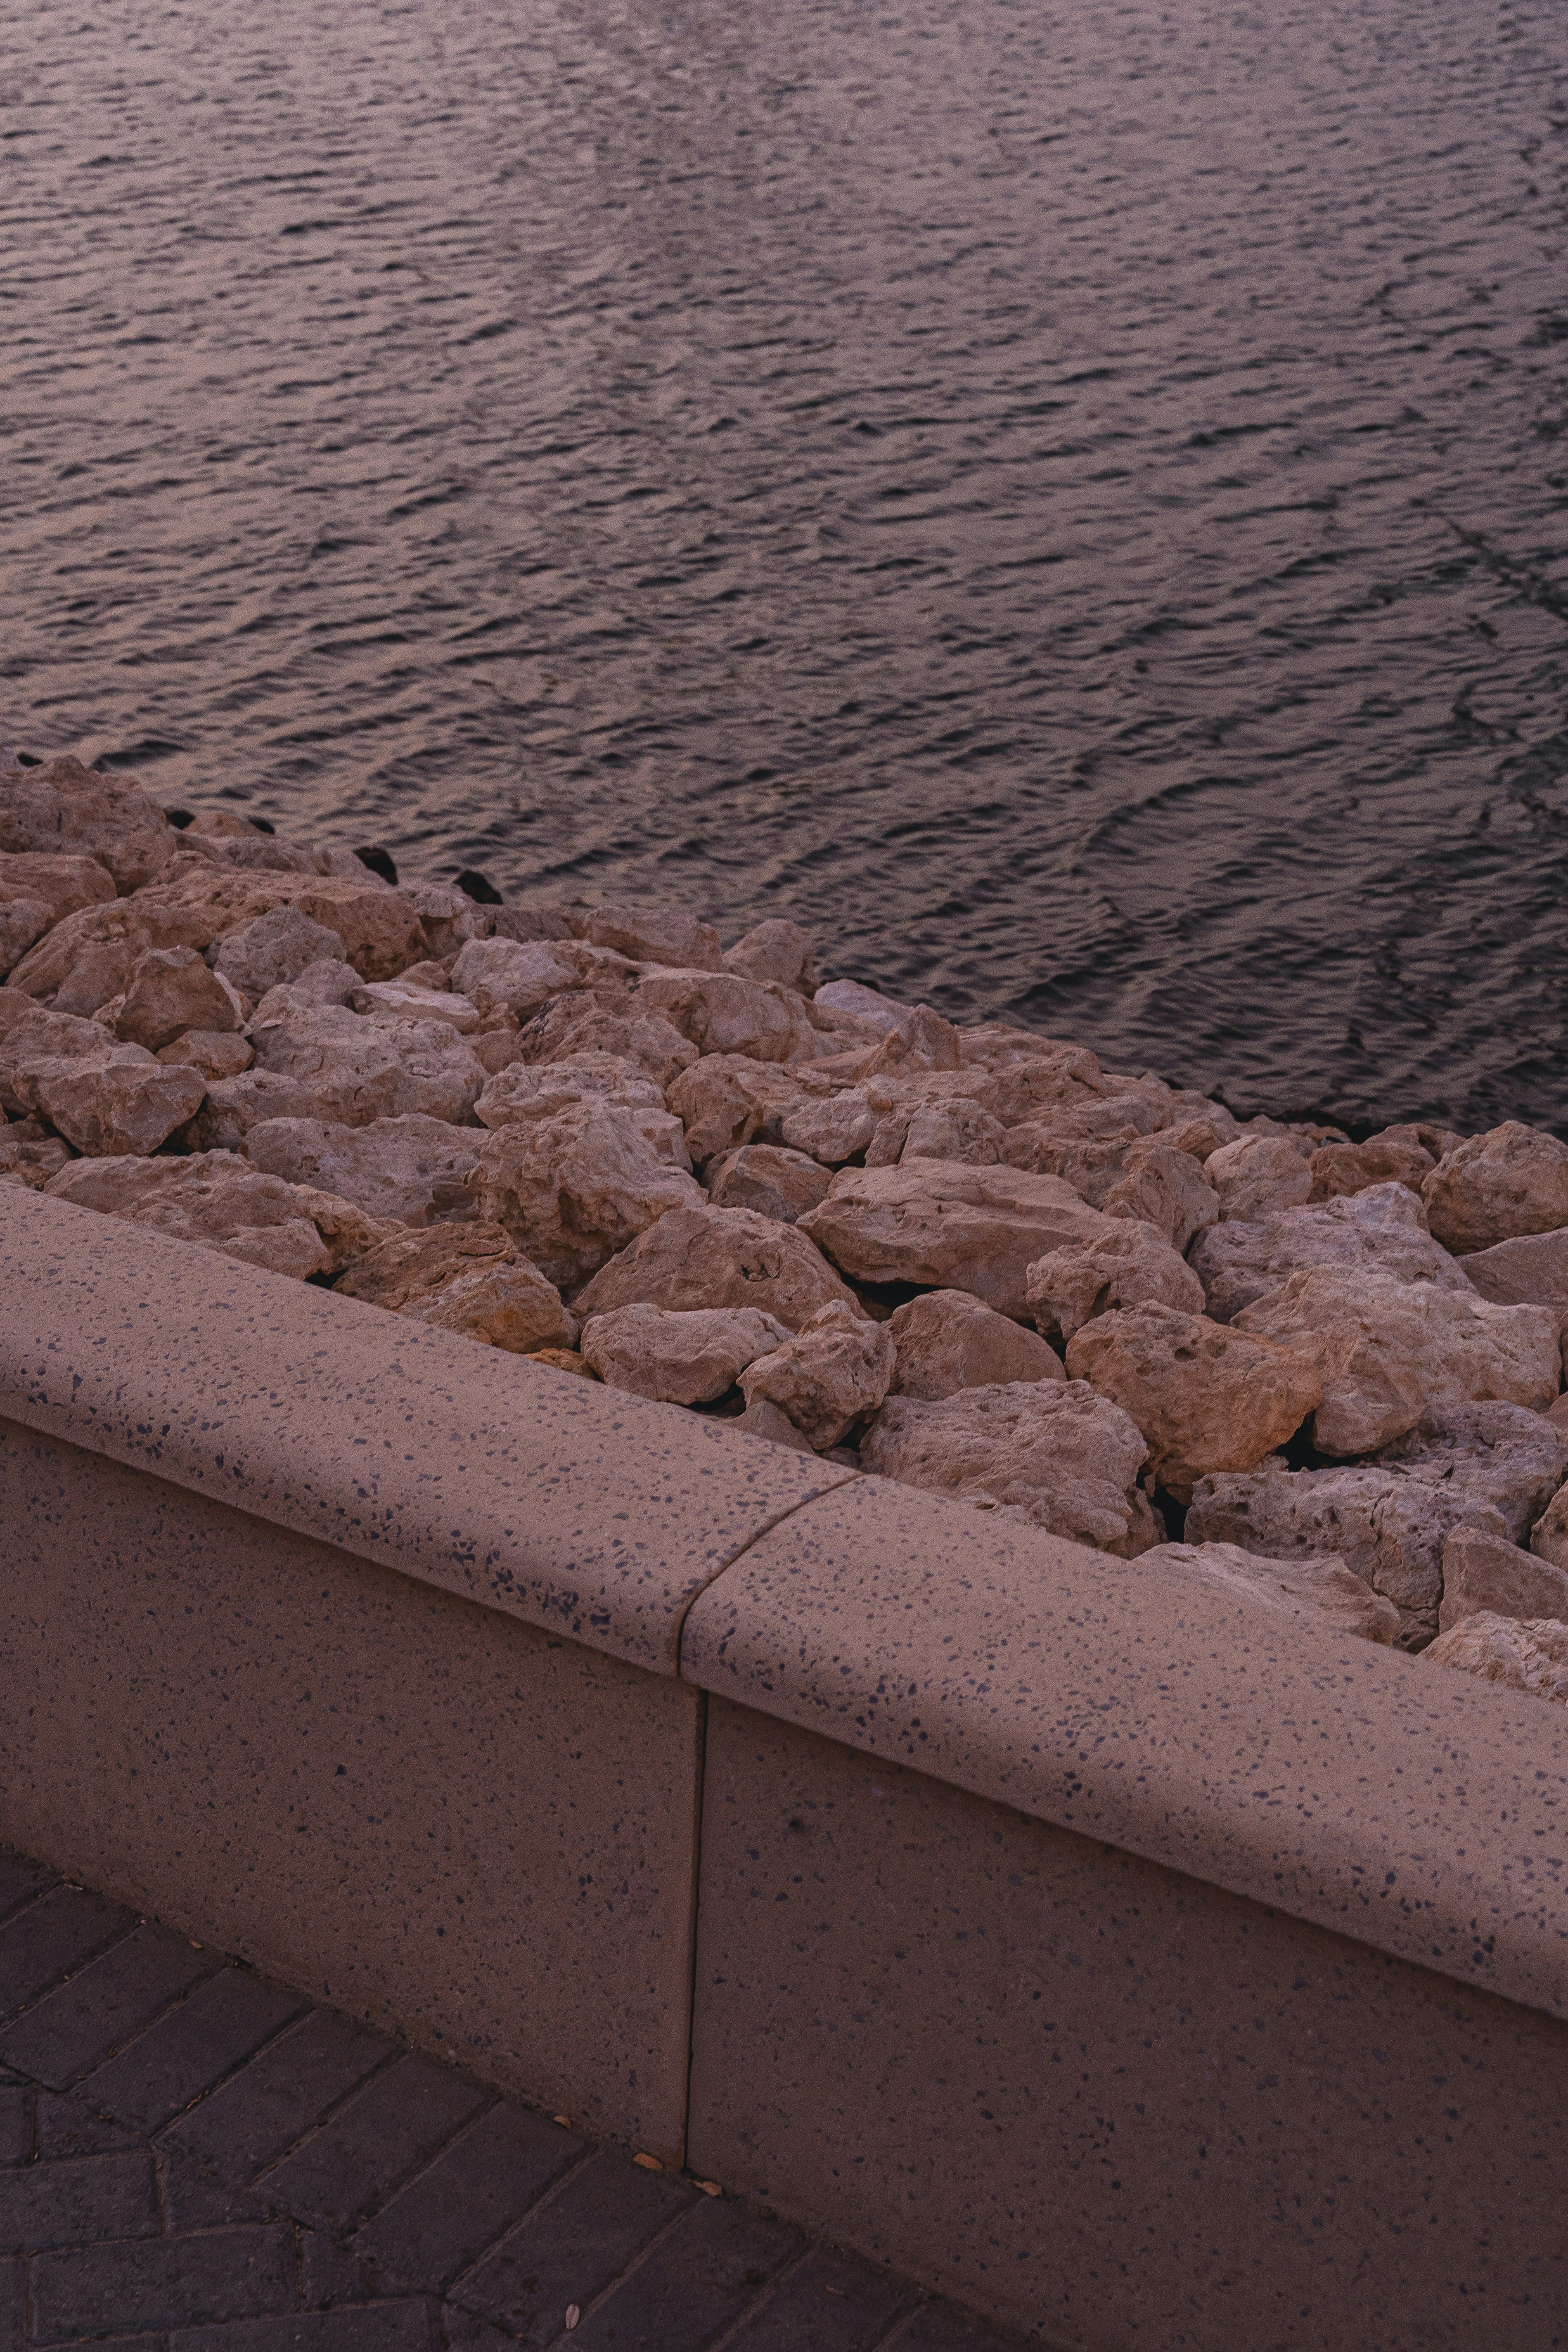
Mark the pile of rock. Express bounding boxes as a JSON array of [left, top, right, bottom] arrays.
[[8, 748, 1568, 1704]]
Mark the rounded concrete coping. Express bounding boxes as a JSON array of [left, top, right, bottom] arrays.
[[681, 1476, 1568, 2021], [0, 1187, 853, 1675]]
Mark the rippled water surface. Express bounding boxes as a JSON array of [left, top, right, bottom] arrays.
[[6, 0, 1568, 1127]]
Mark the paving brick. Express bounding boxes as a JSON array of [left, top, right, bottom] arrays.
[[168, 2305, 433, 2352], [301, 2228, 374, 2307], [0, 1925, 213, 2090], [0, 1885, 133, 2022], [351, 2103, 582, 2295], [161, 2011, 391, 2186], [722, 2247, 915, 2351], [892, 2308, 1023, 2352], [0, 2148, 159, 2251], [568, 2193, 798, 2351], [34, 2088, 144, 2158], [160, 2155, 272, 2231], [0, 1859, 52, 1926], [0, 2256, 21, 2352], [30, 2222, 297, 2343], [459, 2153, 691, 2350], [256, 2056, 487, 2236], [84, 1967, 305, 2135], [0, 2088, 29, 2165]]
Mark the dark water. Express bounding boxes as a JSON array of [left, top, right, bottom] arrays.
[[5, 0, 1568, 1130]]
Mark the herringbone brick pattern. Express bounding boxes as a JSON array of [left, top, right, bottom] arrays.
[[0, 1852, 1021, 2352]]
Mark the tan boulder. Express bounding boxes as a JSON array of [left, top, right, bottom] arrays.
[[405, 882, 491, 961], [514, 989, 698, 1087], [579, 1302, 790, 1404], [489, 903, 581, 945], [528, 1348, 600, 1379], [1423, 1122, 1568, 1254], [1140, 1541, 1399, 1644], [812, 979, 910, 1036], [0, 754, 175, 891], [244, 1112, 485, 1226], [668, 1054, 822, 1163], [0, 1007, 205, 1156], [355, 978, 483, 1033], [725, 1397, 819, 1455], [1203, 1133, 1314, 1221], [1422, 1611, 1568, 1704], [8, 895, 213, 1011], [0, 1132, 73, 1191], [583, 903, 723, 971], [1235, 1267, 1559, 1456], [333, 1221, 575, 1352], [861, 1379, 1160, 1556], [115, 947, 243, 1051], [780, 1090, 878, 1165], [1025, 1219, 1205, 1345], [249, 959, 361, 1026], [572, 1203, 860, 1331], [739, 1300, 896, 1449], [706, 1144, 833, 1225], [1066, 1303, 1321, 1503], [449, 936, 635, 1020], [156, 1030, 254, 1082], [797, 1157, 1113, 1321], [887, 1289, 1064, 1400], [45, 1149, 395, 1279], [1456, 1225, 1568, 1313], [1100, 1137, 1219, 1252], [722, 919, 816, 995], [633, 968, 816, 1063], [0, 851, 118, 972], [867, 1097, 1004, 1168], [474, 1057, 689, 1172], [1189, 1184, 1474, 1324], [248, 1005, 486, 1127], [212, 906, 348, 1003], [1307, 1125, 1457, 1204], [1528, 1480, 1568, 1574], [1438, 1525, 1568, 1633], [468, 1099, 704, 1291]]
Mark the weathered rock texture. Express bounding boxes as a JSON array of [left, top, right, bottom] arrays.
[[46, 1150, 393, 1280], [1438, 1526, 1568, 1634], [1422, 1122, 1568, 1254], [334, 1222, 575, 1352], [798, 1159, 1112, 1321], [573, 1204, 860, 1330], [469, 1101, 704, 1291], [1140, 1541, 1400, 1644], [243, 1114, 483, 1227], [1423, 1611, 1568, 1704], [1066, 1304, 1322, 1502], [1026, 1220, 1206, 1345], [1188, 1184, 1475, 1325], [739, 1300, 897, 1448], [579, 1303, 791, 1404], [887, 1289, 1065, 1400]]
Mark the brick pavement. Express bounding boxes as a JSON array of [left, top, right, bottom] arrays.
[[0, 1851, 1028, 2352]]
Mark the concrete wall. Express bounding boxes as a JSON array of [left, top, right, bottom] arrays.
[[4, 1188, 1568, 2347]]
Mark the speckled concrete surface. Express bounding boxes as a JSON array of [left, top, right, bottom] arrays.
[[689, 1697, 1568, 2352], [681, 1474, 1568, 2020], [0, 1187, 852, 1674]]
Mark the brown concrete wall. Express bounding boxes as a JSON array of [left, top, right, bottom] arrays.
[[0, 1414, 704, 2165], [688, 1696, 1568, 2352]]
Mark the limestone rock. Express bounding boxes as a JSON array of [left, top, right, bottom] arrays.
[[633, 968, 816, 1063], [450, 936, 635, 1021], [1140, 1541, 1400, 1644], [355, 978, 483, 1033], [670, 1055, 824, 1164], [1100, 1137, 1219, 1252], [867, 1097, 1005, 1168], [740, 1300, 896, 1448], [706, 1144, 833, 1225], [474, 1055, 688, 1169], [115, 947, 243, 1051], [1527, 1477, 1568, 1573], [1187, 1401, 1568, 1646], [213, 907, 348, 1004], [514, 990, 699, 1087], [726, 1397, 819, 1455], [722, 920, 816, 995], [0, 1132, 73, 1191], [1066, 1303, 1321, 1503], [1234, 1267, 1559, 1457], [250, 959, 362, 1026], [9, 895, 212, 1011], [1025, 1220, 1205, 1345], [0, 852, 118, 973], [1423, 1122, 1568, 1255], [156, 1030, 254, 1082], [1457, 1225, 1568, 1314], [0, 1007, 206, 1156], [334, 1221, 575, 1352], [158, 867, 427, 981], [469, 1100, 704, 1291], [46, 1149, 395, 1279], [1422, 1611, 1568, 1705], [0, 755, 175, 892], [888, 1289, 1065, 1400], [248, 1005, 486, 1127], [1438, 1525, 1568, 1633], [1308, 1126, 1454, 1205], [798, 1158, 1114, 1322], [579, 1303, 791, 1405], [405, 882, 490, 961], [781, 1091, 878, 1166], [861, 1380, 1159, 1556], [244, 1112, 485, 1226], [573, 1203, 860, 1331], [583, 903, 723, 971], [813, 979, 909, 1036], [490, 903, 580, 945], [1189, 1184, 1474, 1325], [1203, 1133, 1314, 1222], [527, 1347, 599, 1379]]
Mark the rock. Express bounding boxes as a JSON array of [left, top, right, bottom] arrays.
[[247, 1005, 486, 1127], [572, 1203, 861, 1330], [1203, 1133, 1314, 1221], [722, 920, 816, 995], [45, 1149, 396, 1279], [739, 1300, 897, 1449], [449, 936, 635, 1020], [469, 1100, 705, 1291], [405, 882, 491, 961], [0, 754, 175, 891], [706, 1144, 833, 1225], [333, 1221, 576, 1352], [1066, 1304, 1322, 1502], [1423, 1122, 1568, 1254], [1025, 1220, 1206, 1345], [0, 852, 118, 972], [861, 1380, 1160, 1557], [1438, 1525, 1568, 1633], [633, 968, 817, 1063], [1308, 1127, 1447, 1204], [485, 902, 580, 944], [887, 1289, 1064, 1400], [157, 867, 429, 981], [244, 1112, 485, 1226], [1456, 1225, 1568, 1313], [780, 1091, 878, 1165], [813, 979, 909, 1036], [668, 1055, 825, 1163], [1234, 1268, 1559, 1456], [1527, 1477, 1568, 1573], [726, 1397, 819, 1455], [868, 1097, 1005, 1168], [9, 895, 214, 1011], [355, 978, 483, 1033], [213, 907, 348, 1004], [528, 1347, 599, 1379], [0, 1007, 206, 1156], [156, 1030, 254, 1082], [514, 990, 699, 1087], [1188, 1184, 1475, 1325], [115, 947, 243, 1051], [1099, 1137, 1219, 1252], [1139, 1542, 1400, 1644], [250, 959, 362, 1026], [1422, 1611, 1568, 1704], [583, 903, 724, 971], [1186, 1401, 1568, 1646], [0, 1132, 73, 1191], [797, 1158, 1114, 1322], [474, 1055, 688, 1169], [188, 809, 270, 838], [579, 1303, 791, 1404]]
